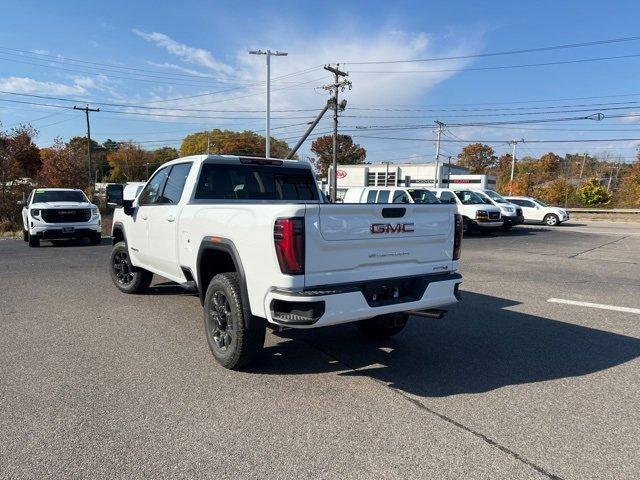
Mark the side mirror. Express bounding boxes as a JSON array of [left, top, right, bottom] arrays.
[[17, 200, 26, 207], [484, 198, 492, 205], [106, 184, 124, 208], [123, 199, 135, 216]]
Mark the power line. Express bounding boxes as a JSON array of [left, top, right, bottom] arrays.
[[349, 53, 640, 74], [342, 34, 640, 65], [352, 134, 640, 144]]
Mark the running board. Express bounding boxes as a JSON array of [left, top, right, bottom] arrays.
[[180, 281, 198, 292], [409, 309, 447, 319]]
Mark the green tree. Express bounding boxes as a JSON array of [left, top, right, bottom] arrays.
[[180, 129, 291, 158], [310, 134, 366, 178], [577, 178, 612, 206], [457, 143, 497, 173], [152, 146, 179, 165]]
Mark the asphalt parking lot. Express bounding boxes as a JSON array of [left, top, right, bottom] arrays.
[[1, 221, 639, 480]]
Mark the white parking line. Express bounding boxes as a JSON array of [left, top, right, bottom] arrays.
[[548, 298, 640, 315]]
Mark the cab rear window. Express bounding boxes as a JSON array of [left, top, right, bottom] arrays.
[[195, 163, 319, 201]]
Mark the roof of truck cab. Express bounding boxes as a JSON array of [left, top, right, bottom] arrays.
[[164, 154, 311, 168]]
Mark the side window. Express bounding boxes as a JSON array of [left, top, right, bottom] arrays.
[[522, 200, 536, 208], [377, 190, 390, 203], [158, 163, 192, 204], [366, 190, 378, 203], [392, 191, 410, 203], [509, 199, 524, 206], [439, 191, 455, 203], [138, 167, 170, 205]]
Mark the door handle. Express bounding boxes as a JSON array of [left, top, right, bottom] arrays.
[[167, 213, 175, 222]]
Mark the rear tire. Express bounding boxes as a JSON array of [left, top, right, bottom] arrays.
[[90, 233, 102, 245], [356, 313, 409, 339], [544, 213, 559, 226], [462, 218, 471, 235], [109, 241, 153, 293], [204, 272, 265, 370], [28, 233, 40, 248]]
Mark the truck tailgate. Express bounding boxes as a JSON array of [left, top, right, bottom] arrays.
[[304, 203, 456, 287]]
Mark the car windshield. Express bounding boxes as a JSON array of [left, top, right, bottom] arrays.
[[454, 190, 486, 205], [483, 190, 509, 204], [407, 189, 440, 204], [535, 199, 549, 207], [33, 190, 87, 203]]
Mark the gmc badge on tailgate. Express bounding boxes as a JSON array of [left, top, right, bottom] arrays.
[[370, 223, 415, 234]]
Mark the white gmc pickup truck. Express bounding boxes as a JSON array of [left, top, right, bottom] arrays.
[[108, 155, 463, 369]]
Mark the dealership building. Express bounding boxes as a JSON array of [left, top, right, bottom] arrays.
[[328, 163, 497, 196]]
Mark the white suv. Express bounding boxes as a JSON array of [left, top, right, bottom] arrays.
[[504, 196, 569, 226], [431, 188, 502, 234], [20, 188, 102, 247]]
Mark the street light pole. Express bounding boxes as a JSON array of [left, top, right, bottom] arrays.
[[249, 49, 288, 158]]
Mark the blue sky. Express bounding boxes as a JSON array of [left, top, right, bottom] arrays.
[[1, 0, 640, 164]]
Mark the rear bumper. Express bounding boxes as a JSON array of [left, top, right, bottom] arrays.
[[265, 273, 462, 328]]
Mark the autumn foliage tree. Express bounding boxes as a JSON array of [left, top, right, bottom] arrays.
[[106, 141, 153, 182], [457, 143, 497, 173], [0, 125, 41, 228], [38, 138, 89, 189], [180, 129, 291, 158], [614, 158, 640, 207], [310, 134, 366, 178]]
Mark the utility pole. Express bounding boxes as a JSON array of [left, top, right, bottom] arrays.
[[286, 100, 332, 159], [74, 104, 99, 189], [249, 49, 288, 157], [323, 64, 351, 202], [579, 153, 587, 181], [507, 138, 524, 195], [434, 121, 445, 188]]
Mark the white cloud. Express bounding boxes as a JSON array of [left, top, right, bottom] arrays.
[[147, 61, 217, 78], [133, 29, 234, 74], [0, 76, 89, 95]]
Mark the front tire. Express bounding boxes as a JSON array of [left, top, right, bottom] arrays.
[[23, 229, 28, 242], [109, 241, 153, 293], [204, 272, 265, 370], [90, 233, 102, 245], [501, 223, 513, 231], [356, 313, 409, 339], [544, 214, 559, 226], [28, 233, 40, 247]]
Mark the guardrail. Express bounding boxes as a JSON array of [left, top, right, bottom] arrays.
[[567, 208, 640, 214]]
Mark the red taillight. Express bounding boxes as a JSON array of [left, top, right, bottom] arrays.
[[274, 217, 305, 275], [453, 213, 462, 260]]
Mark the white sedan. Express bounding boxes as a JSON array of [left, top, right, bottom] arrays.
[[504, 196, 569, 226]]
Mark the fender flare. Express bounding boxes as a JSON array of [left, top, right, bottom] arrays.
[[196, 238, 262, 329], [111, 221, 127, 245]]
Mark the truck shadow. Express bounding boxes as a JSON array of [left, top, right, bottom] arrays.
[[250, 292, 640, 398]]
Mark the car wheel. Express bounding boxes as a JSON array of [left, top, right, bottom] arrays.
[[23, 229, 28, 242], [90, 233, 102, 245], [28, 233, 40, 248], [109, 241, 153, 293], [544, 214, 559, 226], [501, 223, 513, 231], [204, 272, 265, 370], [356, 313, 408, 339]]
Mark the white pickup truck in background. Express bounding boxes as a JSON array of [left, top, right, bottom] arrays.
[[20, 188, 102, 247], [107, 155, 463, 369]]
